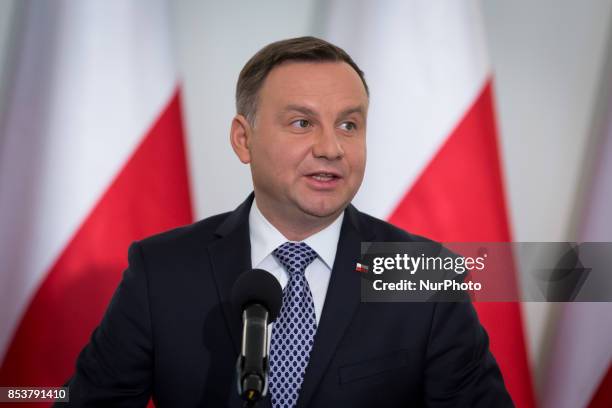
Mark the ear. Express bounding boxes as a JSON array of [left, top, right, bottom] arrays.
[[230, 114, 252, 164]]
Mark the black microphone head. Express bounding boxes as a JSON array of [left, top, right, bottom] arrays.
[[231, 269, 283, 322]]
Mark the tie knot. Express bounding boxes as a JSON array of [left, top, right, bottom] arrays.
[[273, 242, 318, 277]]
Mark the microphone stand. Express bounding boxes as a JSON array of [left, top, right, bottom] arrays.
[[236, 304, 270, 407]]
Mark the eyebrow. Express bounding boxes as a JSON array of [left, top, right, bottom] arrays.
[[338, 106, 366, 119], [281, 104, 318, 118], [280, 104, 366, 120]]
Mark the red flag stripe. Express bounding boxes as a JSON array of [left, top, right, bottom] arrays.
[[0, 89, 192, 398], [388, 80, 536, 408], [589, 362, 612, 407]]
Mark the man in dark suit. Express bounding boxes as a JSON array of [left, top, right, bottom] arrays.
[[62, 37, 513, 407]]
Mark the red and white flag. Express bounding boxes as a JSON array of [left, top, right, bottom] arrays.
[[0, 0, 192, 393], [355, 263, 369, 273], [324, 1, 535, 406]]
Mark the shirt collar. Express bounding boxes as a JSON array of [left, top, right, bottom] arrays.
[[249, 198, 344, 269]]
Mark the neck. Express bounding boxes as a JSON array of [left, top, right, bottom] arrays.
[[254, 198, 342, 242]]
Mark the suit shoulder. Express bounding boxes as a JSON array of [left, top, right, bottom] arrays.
[[355, 210, 436, 244], [134, 211, 231, 254]]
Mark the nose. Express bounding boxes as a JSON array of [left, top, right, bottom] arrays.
[[312, 126, 344, 160]]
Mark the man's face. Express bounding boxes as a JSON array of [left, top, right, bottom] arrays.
[[235, 61, 368, 229]]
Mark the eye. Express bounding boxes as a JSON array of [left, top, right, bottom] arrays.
[[339, 121, 357, 131], [290, 119, 311, 129]]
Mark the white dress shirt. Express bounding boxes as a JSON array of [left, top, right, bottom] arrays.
[[248, 198, 344, 326]]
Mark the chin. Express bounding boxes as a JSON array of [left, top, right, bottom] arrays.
[[299, 199, 347, 219]]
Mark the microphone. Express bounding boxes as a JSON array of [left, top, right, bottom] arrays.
[[231, 269, 282, 406]]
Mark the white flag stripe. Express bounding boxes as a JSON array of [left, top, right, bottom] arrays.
[[542, 81, 612, 408], [324, 0, 490, 218], [543, 304, 612, 408], [0, 0, 177, 361]]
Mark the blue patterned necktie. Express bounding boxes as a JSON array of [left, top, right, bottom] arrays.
[[269, 242, 318, 408]]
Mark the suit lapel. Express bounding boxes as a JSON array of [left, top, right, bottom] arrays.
[[208, 194, 276, 408], [297, 205, 375, 408], [207, 194, 254, 354]]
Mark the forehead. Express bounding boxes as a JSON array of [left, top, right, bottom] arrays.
[[258, 61, 369, 109]]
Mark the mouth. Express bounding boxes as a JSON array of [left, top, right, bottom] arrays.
[[306, 171, 342, 181], [304, 171, 343, 189]]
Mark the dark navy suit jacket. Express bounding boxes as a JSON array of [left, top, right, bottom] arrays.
[[62, 193, 513, 407]]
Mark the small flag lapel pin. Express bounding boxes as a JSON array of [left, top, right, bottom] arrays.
[[356, 263, 369, 273]]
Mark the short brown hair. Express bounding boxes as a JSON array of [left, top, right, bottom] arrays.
[[236, 36, 369, 125]]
